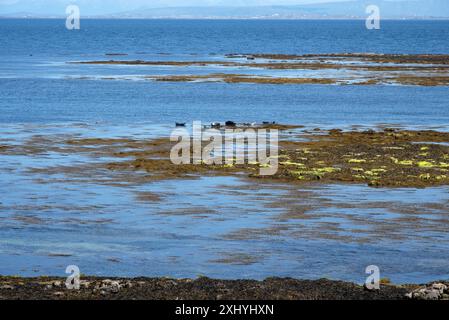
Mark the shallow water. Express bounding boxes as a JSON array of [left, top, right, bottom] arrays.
[[0, 123, 448, 283], [1, 79, 449, 131]]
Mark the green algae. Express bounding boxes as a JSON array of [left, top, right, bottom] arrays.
[[417, 161, 435, 168], [348, 159, 367, 163]]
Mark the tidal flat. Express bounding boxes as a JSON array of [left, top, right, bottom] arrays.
[[73, 53, 449, 86], [7, 126, 447, 188], [2, 18, 449, 300], [1, 123, 449, 285]]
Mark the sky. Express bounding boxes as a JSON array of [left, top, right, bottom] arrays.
[[0, 0, 447, 17], [0, 0, 360, 15]]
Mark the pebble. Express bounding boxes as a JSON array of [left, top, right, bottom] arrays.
[[0, 285, 14, 290]]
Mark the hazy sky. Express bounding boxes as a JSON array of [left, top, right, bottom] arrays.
[[0, 0, 352, 14], [0, 0, 445, 16]]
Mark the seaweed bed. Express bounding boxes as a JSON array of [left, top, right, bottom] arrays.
[[73, 53, 449, 86], [0, 276, 419, 300], [3, 126, 449, 188], [108, 128, 449, 188], [102, 128, 449, 188]]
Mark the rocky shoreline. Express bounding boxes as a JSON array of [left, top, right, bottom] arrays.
[[0, 276, 447, 300]]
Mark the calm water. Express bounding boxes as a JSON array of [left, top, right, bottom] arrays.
[[0, 19, 449, 283], [1, 19, 449, 127], [2, 19, 449, 56]]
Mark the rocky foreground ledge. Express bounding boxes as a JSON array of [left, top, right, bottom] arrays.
[[0, 276, 448, 300]]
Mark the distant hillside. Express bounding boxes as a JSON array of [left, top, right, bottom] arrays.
[[107, 0, 449, 19], [1, 0, 448, 19]]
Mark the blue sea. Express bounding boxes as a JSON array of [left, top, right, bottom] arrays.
[[0, 19, 449, 283]]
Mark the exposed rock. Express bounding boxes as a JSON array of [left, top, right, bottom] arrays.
[[52, 280, 62, 287], [95, 279, 122, 294], [431, 283, 447, 293], [406, 283, 448, 300]]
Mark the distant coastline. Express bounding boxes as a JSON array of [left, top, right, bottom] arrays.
[[2, 0, 448, 20], [1, 16, 449, 20]]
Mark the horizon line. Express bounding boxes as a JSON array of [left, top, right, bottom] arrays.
[[2, 17, 449, 20]]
